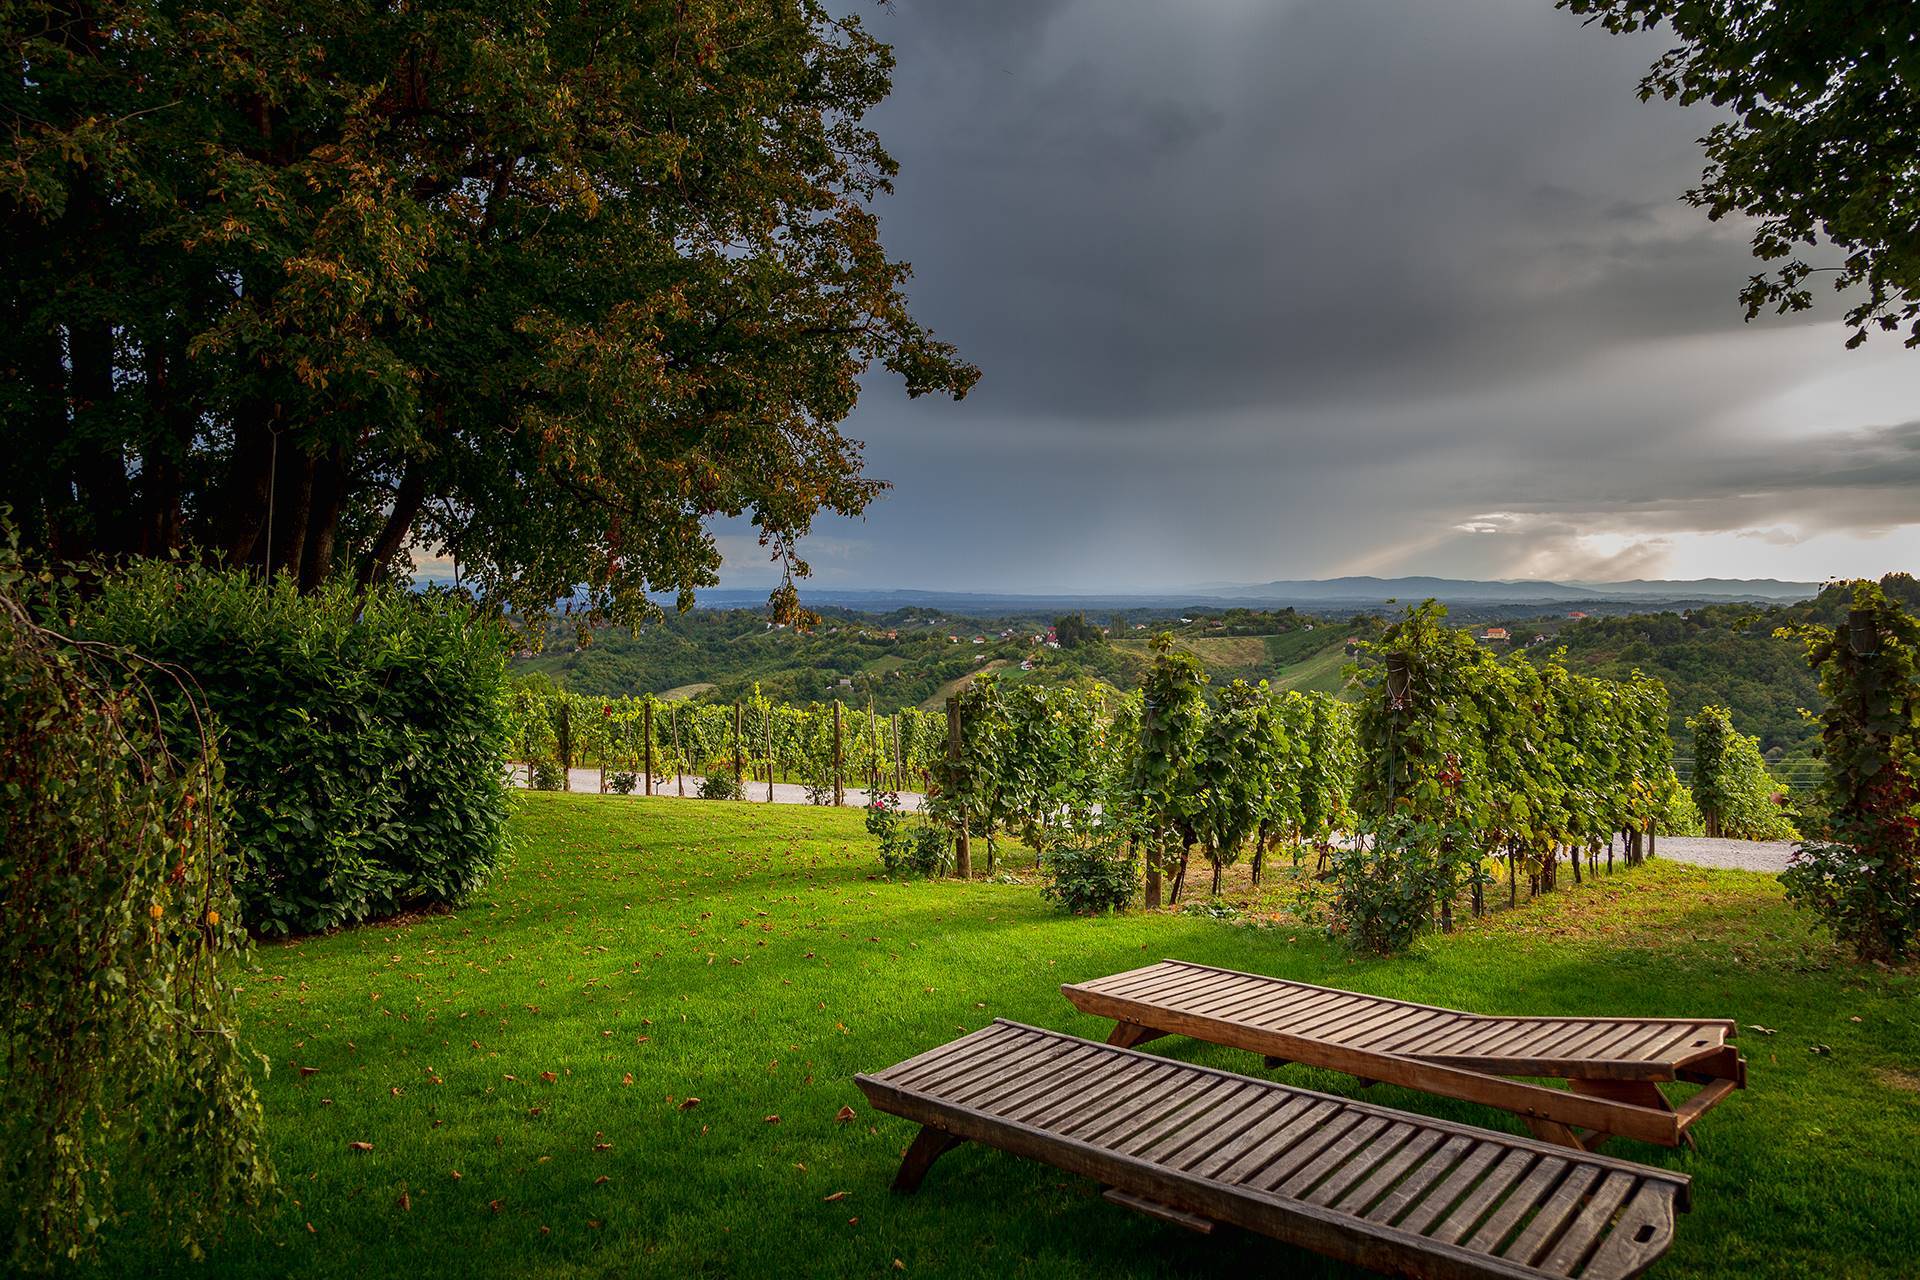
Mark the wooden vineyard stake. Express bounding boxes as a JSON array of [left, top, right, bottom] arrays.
[[643, 698, 654, 795], [765, 708, 775, 803], [946, 696, 970, 879], [893, 713, 904, 793], [833, 700, 845, 806]]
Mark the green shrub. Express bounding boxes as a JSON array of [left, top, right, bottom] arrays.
[[1779, 584, 1920, 962], [71, 564, 510, 935], [1, 553, 270, 1268], [1688, 704, 1799, 840], [528, 759, 565, 791], [878, 823, 953, 879], [1328, 817, 1483, 955], [698, 771, 741, 800], [1039, 842, 1139, 913], [608, 770, 640, 795]]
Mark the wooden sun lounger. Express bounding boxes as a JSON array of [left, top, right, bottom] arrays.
[[857, 1020, 1690, 1280], [1063, 960, 1745, 1151]]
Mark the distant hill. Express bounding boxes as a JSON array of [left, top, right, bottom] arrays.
[[1521, 572, 1920, 775], [672, 576, 1819, 616]]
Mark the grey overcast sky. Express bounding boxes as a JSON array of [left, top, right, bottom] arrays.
[[717, 0, 1920, 592]]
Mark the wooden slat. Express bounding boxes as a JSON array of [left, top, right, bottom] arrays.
[[1049, 1060, 1190, 1130], [1399, 1140, 1505, 1236], [1331, 1128, 1448, 1217], [1501, 1166, 1602, 1266], [1541, 1170, 1638, 1276], [1430, 1148, 1538, 1246], [859, 1022, 1689, 1280], [1362, 1134, 1478, 1226], [1187, 1094, 1320, 1179], [1303, 1120, 1420, 1206], [1466, 1154, 1572, 1254]]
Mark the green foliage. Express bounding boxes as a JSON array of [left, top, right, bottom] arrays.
[[1328, 817, 1469, 957], [1129, 635, 1210, 884], [1779, 583, 1920, 961], [1051, 613, 1103, 649], [1, 549, 270, 1268], [72, 563, 511, 935], [1562, 0, 1920, 348], [698, 772, 741, 801], [2, 0, 976, 621], [1346, 601, 1678, 950], [1688, 704, 1798, 841], [1039, 840, 1140, 915]]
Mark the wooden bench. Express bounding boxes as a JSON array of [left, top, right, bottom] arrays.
[[1063, 961, 1745, 1151], [857, 1020, 1690, 1279]]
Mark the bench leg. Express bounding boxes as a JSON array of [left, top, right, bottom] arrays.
[[1523, 1117, 1591, 1150], [892, 1126, 964, 1193], [1105, 1022, 1167, 1050]]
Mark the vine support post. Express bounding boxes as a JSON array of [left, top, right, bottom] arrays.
[[1646, 819, 1656, 861], [643, 698, 654, 795], [868, 702, 878, 790], [893, 713, 904, 793], [946, 696, 971, 879], [733, 702, 744, 796], [833, 700, 845, 806], [765, 711, 775, 803]]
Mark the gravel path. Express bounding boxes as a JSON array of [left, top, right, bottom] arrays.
[[1648, 835, 1795, 873], [510, 765, 926, 811]]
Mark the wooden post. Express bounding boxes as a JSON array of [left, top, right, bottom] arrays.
[[868, 702, 878, 791], [1646, 819, 1656, 861], [643, 698, 654, 795], [893, 713, 904, 793], [833, 700, 845, 806], [946, 696, 970, 879], [733, 702, 744, 796], [764, 710, 774, 803]]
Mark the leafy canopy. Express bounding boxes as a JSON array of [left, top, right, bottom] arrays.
[[0, 0, 976, 622], [1560, 0, 1920, 347]]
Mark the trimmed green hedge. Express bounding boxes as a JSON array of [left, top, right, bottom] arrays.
[[75, 565, 510, 935]]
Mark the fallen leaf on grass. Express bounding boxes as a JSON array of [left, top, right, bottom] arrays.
[[594, 1142, 613, 1151], [1810, 1043, 1833, 1056], [835, 1105, 856, 1124], [450, 1170, 462, 1181], [488, 1200, 504, 1214], [540, 1071, 557, 1084], [1746, 1025, 1778, 1036], [622, 1073, 634, 1086], [397, 1192, 411, 1212], [348, 1141, 374, 1153], [678, 1097, 701, 1111], [823, 1191, 848, 1202], [298, 1065, 320, 1077], [594, 1175, 610, 1186], [765, 1115, 781, 1125]]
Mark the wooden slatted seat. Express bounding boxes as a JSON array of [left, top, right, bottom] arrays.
[[857, 1020, 1690, 1280], [1063, 961, 1745, 1151]]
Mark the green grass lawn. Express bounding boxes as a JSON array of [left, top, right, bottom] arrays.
[[107, 793, 1919, 1279]]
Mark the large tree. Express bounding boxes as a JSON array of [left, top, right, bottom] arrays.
[[1562, 0, 1920, 348], [0, 1, 975, 621]]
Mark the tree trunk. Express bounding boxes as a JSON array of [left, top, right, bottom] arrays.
[[358, 460, 427, 589]]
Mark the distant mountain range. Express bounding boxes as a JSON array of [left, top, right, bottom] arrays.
[[678, 576, 1821, 615]]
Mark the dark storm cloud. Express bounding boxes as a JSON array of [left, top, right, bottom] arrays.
[[732, 1, 1920, 591]]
